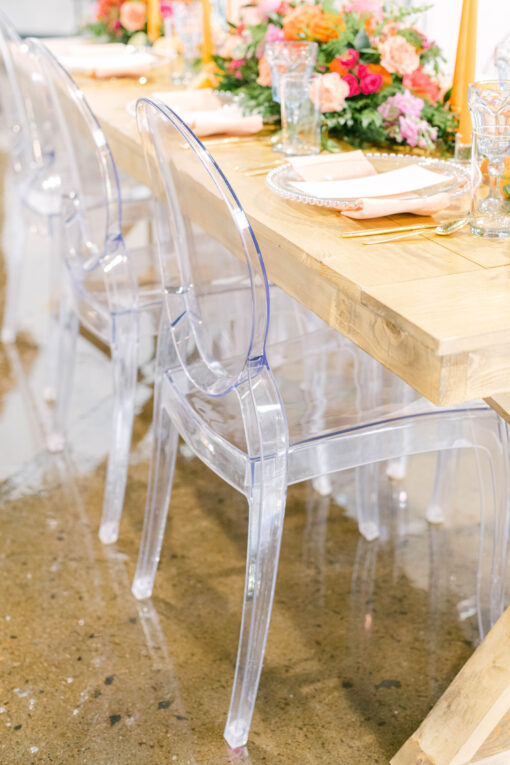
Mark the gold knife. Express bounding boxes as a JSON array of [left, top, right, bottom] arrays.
[[341, 222, 438, 238]]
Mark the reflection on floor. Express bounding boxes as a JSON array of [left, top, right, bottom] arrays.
[[0, 163, 498, 765]]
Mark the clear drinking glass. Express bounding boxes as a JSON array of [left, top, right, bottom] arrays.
[[265, 41, 318, 104], [281, 72, 322, 156], [468, 81, 510, 237], [171, 0, 203, 84]]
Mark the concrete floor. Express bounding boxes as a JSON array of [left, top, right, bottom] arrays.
[[0, 169, 493, 764]]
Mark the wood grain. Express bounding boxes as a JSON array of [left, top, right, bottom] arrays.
[[391, 607, 510, 765], [80, 78, 510, 407]]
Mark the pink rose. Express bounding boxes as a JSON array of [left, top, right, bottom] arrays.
[[311, 72, 349, 113], [265, 22, 285, 43], [350, 0, 383, 21], [257, 0, 281, 21], [339, 48, 359, 69], [257, 54, 272, 86], [160, 0, 172, 19], [379, 35, 420, 76], [360, 72, 382, 94], [342, 73, 361, 97], [218, 34, 245, 58], [120, 1, 146, 31]]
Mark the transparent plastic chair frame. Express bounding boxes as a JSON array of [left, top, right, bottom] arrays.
[[132, 97, 510, 749], [29, 38, 147, 544]]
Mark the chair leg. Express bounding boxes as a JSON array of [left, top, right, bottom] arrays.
[[425, 450, 458, 525], [355, 462, 381, 541], [98, 315, 139, 544], [472, 417, 510, 637], [1, 192, 26, 344], [131, 401, 178, 600], [44, 220, 64, 402], [47, 277, 78, 452], [224, 469, 287, 749]]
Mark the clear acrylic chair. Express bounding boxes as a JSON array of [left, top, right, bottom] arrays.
[[0, 12, 151, 373], [131, 97, 510, 748], [24, 38, 161, 544]]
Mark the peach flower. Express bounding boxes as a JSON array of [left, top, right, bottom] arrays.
[[257, 54, 272, 87], [311, 72, 349, 113], [120, 0, 146, 31], [379, 34, 419, 76]]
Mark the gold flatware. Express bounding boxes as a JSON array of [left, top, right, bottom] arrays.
[[362, 217, 469, 245], [235, 160, 284, 172], [341, 222, 438, 238]]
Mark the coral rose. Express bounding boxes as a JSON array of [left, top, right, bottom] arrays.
[[402, 67, 441, 104], [257, 54, 272, 86], [119, 0, 146, 31], [311, 72, 349, 112], [379, 34, 419, 75]]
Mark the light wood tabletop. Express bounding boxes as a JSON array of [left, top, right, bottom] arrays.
[[80, 76, 510, 410]]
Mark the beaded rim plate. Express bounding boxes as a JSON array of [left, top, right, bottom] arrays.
[[265, 152, 471, 211]]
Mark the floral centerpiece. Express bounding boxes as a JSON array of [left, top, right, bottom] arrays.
[[214, 0, 458, 152], [86, 0, 172, 45]]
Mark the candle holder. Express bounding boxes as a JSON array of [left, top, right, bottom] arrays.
[[454, 133, 472, 162]]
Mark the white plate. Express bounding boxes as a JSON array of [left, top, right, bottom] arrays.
[[266, 152, 470, 210]]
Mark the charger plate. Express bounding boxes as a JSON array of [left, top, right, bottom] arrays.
[[266, 152, 470, 211]]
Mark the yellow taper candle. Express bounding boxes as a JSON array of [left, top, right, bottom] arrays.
[[147, 0, 162, 43], [202, 0, 213, 63], [451, 0, 478, 143]]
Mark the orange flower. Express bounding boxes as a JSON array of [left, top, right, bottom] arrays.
[[402, 67, 441, 104], [367, 63, 392, 87], [329, 58, 348, 77], [364, 16, 377, 36], [283, 5, 344, 42]]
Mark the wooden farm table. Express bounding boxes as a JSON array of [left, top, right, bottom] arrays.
[[81, 77, 510, 413]]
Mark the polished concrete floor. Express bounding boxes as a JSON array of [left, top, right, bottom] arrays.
[[0, 180, 494, 764]]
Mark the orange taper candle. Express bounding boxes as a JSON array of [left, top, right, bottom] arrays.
[[451, 0, 478, 143], [147, 0, 162, 42], [202, 0, 213, 63]]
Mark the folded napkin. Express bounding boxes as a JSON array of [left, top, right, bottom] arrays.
[[288, 153, 453, 219], [174, 106, 263, 137], [289, 150, 377, 182], [341, 192, 451, 219], [58, 44, 158, 78]]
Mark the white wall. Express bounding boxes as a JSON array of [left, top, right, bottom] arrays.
[[415, 0, 510, 80], [0, 0, 92, 36]]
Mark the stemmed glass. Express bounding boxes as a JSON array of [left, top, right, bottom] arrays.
[[468, 81, 510, 237], [171, 0, 203, 85], [265, 41, 318, 152]]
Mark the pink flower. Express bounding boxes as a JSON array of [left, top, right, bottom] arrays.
[[265, 22, 285, 43], [350, 0, 383, 21], [342, 73, 361, 97], [399, 115, 419, 146], [119, 0, 146, 31], [228, 57, 246, 73], [218, 34, 245, 58], [311, 72, 349, 112], [257, 0, 281, 21], [360, 72, 382, 94], [379, 35, 420, 76], [160, 0, 172, 19], [257, 54, 272, 86], [338, 48, 359, 69]]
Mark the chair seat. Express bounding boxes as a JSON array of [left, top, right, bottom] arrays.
[[164, 313, 489, 493]]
